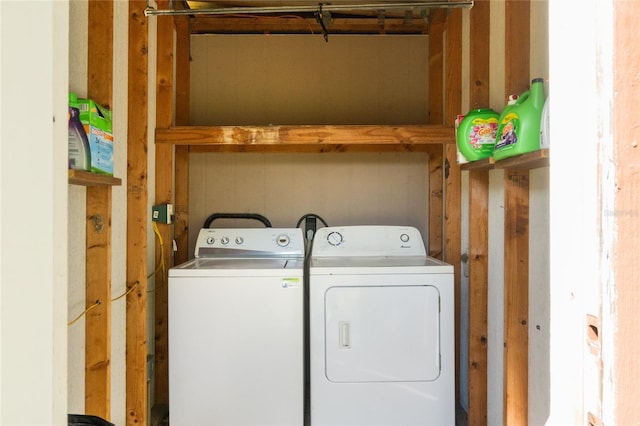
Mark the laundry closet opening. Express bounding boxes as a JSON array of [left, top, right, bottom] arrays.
[[187, 34, 433, 255]]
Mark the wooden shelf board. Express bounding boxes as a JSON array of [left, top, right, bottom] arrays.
[[494, 149, 549, 170], [460, 149, 550, 171], [155, 124, 456, 150], [68, 169, 122, 187], [460, 157, 495, 171]]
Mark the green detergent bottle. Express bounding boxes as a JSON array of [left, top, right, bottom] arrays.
[[493, 78, 545, 161], [456, 108, 500, 162]]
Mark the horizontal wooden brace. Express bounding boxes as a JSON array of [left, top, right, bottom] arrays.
[[155, 125, 455, 149], [191, 16, 428, 34]]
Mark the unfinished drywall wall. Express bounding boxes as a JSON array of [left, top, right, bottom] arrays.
[[188, 152, 430, 258], [190, 34, 430, 126]]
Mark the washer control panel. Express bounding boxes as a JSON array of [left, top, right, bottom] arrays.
[[195, 228, 304, 258], [313, 225, 426, 257]]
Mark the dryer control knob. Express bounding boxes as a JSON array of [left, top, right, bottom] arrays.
[[276, 234, 290, 247], [235, 237, 244, 245], [221, 237, 229, 245], [206, 237, 215, 245], [400, 233, 410, 243], [327, 231, 343, 246]]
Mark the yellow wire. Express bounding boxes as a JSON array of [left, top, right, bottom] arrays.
[[68, 300, 101, 326], [68, 221, 170, 325], [111, 280, 140, 302]]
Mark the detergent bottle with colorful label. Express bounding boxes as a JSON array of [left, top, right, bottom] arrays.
[[456, 108, 500, 162], [493, 78, 546, 161]]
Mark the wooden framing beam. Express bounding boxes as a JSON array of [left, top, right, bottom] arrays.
[[126, 1, 149, 425], [191, 15, 428, 34], [467, 0, 491, 424], [153, 1, 175, 408], [85, 0, 113, 419], [468, 169, 489, 426], [174, 15, 192, 267], [503, 169, 530, 426], [427, 8, 445, 261], [84, 187, 112, 419], [503, 1, 531, 424], [443, 5, 463, 416], [156, 124, 454, 149]]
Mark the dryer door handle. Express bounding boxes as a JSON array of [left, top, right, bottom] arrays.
[[339, 321, 351, 349]]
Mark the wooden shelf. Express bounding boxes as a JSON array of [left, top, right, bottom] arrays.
[[494, 148, 549, 170], [460, 149, 549, 171], [68, 169, 122, 187], [460, 157, 495, 171], [155, 124, 455, 152]]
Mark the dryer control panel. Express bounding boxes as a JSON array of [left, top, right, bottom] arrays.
[[195, 228, 304, 258], [312, 225, 426, 257]]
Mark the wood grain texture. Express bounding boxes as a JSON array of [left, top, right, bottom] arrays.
[[156, 125, 455, 147], [191, 16, 429, 35], [85, 0, 114, 419], [88, 0, 113, 108], [153, 2, 174, 406], [429, 148, 444, 259], [174, 16, 191, 267], [444, 8, 463, 407], [503, 169, 529, 426], [126, 1, 149, 424], [468, 170, 489, 426], [503, 1, 531, 424], [85, 186, 112, 420], [467, 1, 491, 424]]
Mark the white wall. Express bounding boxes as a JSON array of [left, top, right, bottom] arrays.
[[548, 0, 605, 424], [0, 1, 68, 424]]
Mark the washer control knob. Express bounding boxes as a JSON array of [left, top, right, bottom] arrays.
[[276, 234, 290, 247], [235, 237, 244, 245], [400, 233, 410, 243], [206, 237, 215, 245], [327, 231, 343, 246], [221, 237, 229, 245]]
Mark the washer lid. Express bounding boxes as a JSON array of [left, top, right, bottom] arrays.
[[310, 255, 453, 274], [169, 257, 305, 277]]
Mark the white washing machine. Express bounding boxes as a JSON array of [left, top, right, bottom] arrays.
[[169, 227, 305, 426], [309, 225, 454, 426]]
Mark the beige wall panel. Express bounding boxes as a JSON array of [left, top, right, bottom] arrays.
[[189, 34, 429, 125], [188, 153, 430, 259]]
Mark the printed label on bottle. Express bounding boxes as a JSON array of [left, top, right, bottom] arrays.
[[495, 112, 520, 149], [467, 117, 499, 149]]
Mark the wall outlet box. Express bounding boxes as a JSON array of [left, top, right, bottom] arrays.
[[152, 204, 173, 224]]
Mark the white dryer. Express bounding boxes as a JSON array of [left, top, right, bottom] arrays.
[[309, 225, 454, 426], [169, 227, 305, 426]]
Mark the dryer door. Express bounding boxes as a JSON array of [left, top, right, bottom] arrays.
[[324, 285, 440, 383]]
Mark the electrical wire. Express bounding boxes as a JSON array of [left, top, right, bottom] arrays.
[[68, 300, 101, 326], [68, 221, 168, 326]]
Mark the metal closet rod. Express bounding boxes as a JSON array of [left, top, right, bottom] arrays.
[[144, 1, 474, 17]]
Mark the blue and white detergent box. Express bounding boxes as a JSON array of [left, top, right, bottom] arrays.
[[78, 98, 113, 176]]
